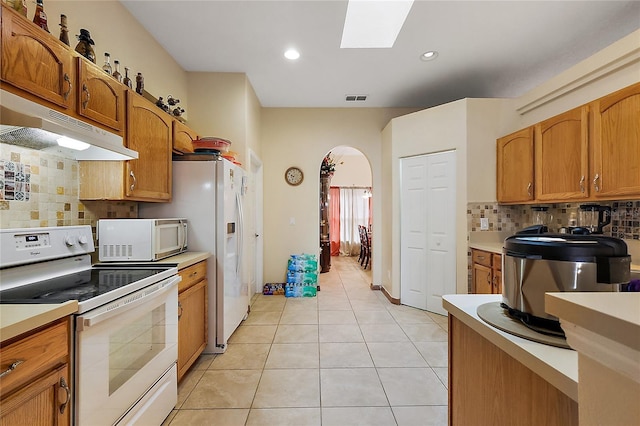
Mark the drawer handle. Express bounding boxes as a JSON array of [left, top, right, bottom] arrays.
[[0, 360, 24, 378], [178, 301, 183, 320], [59, 377, 71, 414], [477, 255, 485, 260], [82, 83, 90, 109], [63, 73, 72, 100], [189, 271, 199, 278]]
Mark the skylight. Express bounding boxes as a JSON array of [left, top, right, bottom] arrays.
[[340, 0, 414, 48]]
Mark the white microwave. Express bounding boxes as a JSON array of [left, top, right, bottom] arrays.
[[98, 218, 188, 261]]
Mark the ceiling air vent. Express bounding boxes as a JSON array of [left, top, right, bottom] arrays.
[[345, 95, 367, 102]]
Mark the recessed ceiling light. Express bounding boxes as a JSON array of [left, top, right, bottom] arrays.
[[284, 49, 300, 60], [420, 51, 438, 61], [341, 0, 414, 48]]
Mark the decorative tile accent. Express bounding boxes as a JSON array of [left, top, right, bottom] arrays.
[[467, 201, 639, 241], [1, 144, 137, 230]]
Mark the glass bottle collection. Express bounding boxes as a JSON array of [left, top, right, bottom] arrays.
[[9, 0, 161, 108]]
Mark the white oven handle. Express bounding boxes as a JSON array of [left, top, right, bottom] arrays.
[[77, 275, 181, 330]]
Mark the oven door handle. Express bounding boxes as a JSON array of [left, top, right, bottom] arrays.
[[77, 275, 181, 330]]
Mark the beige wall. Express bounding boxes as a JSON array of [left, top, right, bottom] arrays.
[[46, 0, 189, 116], [330, 154, 372, 188], [382, 99, 505, 297], [260, 108, 416, 284]]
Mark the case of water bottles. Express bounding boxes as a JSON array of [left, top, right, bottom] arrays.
[[285, 253, 318, 297]]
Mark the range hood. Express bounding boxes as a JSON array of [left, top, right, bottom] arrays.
[[0, 89, 138, 160]]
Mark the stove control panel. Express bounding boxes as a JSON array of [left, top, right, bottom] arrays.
[[14, 231, 51, 250], [0, 225, 95, 268]]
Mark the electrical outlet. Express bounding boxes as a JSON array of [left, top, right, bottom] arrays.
[[289, 217, 296, 225], [480, 218, 489, 230]]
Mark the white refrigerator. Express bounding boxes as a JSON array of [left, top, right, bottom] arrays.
[[140, 155, 248, 353]]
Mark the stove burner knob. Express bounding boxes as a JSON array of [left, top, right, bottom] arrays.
[[78, 235, 89, 245], [65, 236, 76, 246]]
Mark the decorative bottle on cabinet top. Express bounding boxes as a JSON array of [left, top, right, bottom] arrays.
[[123, 67, 133, 88], [32, 0, 49, 32], [102, 52, 112, 75], [59, 14, 69, 46], [75, 29, 96, 63], [112, 60, 122, 82]]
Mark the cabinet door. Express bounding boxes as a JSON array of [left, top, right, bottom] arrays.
[[0, 365, 70, 426], [535, 106, 589, 201], [77, 58, 125, 132], [178, 278, 207, 381], [497, 128, 534, 203], [473, 263, 493, 294], [591, 82, 640, 198], [173, 120, 197, 154], [0, 6, 73, 109], [125, 92, 172, 201]]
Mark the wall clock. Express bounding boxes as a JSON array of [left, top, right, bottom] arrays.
[[285, 166, 304, 186]]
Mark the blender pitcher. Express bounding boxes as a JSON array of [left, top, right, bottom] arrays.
[[578, 204, 611, 234]]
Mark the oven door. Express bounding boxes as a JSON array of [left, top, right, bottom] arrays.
[[74, 275, 179, 426]]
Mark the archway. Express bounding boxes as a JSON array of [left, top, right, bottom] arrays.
[[319, 146, 372, 273]]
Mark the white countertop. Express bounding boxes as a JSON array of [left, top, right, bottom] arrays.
[[442, 294, 578, 401], [0, 300, 78, 342], [468, 241, 504, 254], [546, 292, 640, 352]]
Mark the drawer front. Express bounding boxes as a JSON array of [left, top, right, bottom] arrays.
[[0, 319, 69, 397], [492, 253, 502, 271], [472, 249, 492, 268], [179, 260, 207, 293]]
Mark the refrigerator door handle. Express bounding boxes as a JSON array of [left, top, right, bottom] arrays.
[[236, 192, 244, 275]]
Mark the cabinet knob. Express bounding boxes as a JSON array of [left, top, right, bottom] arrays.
[[593, 174, 600, 192], [527, 182, 532, 197], [178, 301, 183, 319], [579, 175, 585, 193]]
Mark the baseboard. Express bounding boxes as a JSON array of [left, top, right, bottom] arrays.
[[369, 283, 381, 291], [380, 285, 400, 305]]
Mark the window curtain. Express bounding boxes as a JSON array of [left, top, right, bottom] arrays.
[[338, 187, 370, 257], [329, 187, 341, 256]]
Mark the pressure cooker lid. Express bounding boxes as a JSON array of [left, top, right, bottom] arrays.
[[504, 234, 628, 261]]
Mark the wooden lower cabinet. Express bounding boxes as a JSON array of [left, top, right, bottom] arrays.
[[177, 261, 208, 381], [471, 249, 502, 294], [449, 315, 578, 425], [0, 318, 71, 426]]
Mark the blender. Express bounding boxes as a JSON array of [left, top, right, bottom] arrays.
[[578, 204, 611, 234]]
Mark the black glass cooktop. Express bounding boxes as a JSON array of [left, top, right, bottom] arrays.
[[0, 267, 170, 304]]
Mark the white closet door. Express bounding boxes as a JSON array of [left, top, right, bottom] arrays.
[[400, 150, 456, 314]]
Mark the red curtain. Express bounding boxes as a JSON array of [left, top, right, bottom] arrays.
[[329, 186, 341, 256]]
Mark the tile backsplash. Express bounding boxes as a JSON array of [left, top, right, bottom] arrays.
[[468, 201, 640, 240], [0, 144, 137, 230]]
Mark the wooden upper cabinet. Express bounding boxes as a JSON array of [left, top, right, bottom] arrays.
[[76, 58, 125, 132], [497, 127, 534, 203], [534, 106, 589, 201], [591, 82, 640, 198], [173, 120, 197, 154], [1, 5, 74, 109], [125, 92, 172, 201]]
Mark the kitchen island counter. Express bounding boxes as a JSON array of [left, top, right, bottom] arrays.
[[0, 301, 78, 342], [444, 294, 579, 425]]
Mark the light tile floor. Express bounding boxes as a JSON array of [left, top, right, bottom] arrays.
[[163, 256, 449, 426]]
